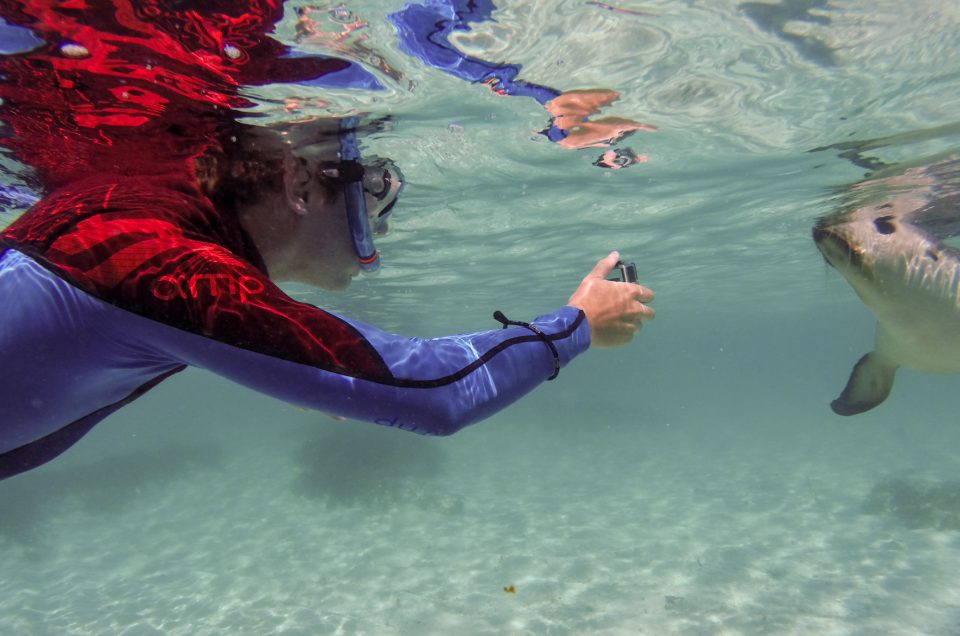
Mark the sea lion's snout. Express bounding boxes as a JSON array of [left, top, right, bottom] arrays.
[[811, 222, 831, 247], [812, 222, 863, 270]]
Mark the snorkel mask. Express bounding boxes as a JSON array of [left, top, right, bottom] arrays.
[[278, 116, 403, 273]]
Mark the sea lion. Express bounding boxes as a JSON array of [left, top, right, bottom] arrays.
[[812, 157, 960, 415]]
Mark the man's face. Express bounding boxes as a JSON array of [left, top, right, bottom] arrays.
[[284, 141, 404, 285]]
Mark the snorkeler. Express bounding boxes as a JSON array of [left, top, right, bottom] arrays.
[[0, 115, 654, 480], [0, 0, 655, 480]]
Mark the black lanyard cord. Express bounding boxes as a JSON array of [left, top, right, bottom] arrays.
[[492, 310, 561, 381]]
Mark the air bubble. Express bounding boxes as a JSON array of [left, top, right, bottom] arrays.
[[330, 4, 353, 23], [60, 42, 89, 58]]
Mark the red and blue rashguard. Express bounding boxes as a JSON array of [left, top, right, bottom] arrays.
[[0, 174, 590, 480], [0, 0, 590, 480]]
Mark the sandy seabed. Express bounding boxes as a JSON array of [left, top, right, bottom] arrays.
[[3, 393, 960, 636]]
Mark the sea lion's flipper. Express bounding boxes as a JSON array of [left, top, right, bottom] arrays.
[[831, 352, 898, 416]]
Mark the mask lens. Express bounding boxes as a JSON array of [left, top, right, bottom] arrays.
[[362, 159, 404, 232]]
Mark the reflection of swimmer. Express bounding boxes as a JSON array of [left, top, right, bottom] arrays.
[[546, 90, 656, 149], [389, 0, 655, 163], [295, 3, 408, 85], [0, 0, 380, 192], [0, 2, 655, 481], [594, 147, 648, 170]]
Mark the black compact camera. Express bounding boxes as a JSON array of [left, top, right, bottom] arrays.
[[608, 260, 638, 284]]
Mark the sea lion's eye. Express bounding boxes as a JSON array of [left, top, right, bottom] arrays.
[[873, 215, 896, 235]]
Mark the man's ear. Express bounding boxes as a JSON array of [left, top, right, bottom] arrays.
[[282, 152, 310, 216]]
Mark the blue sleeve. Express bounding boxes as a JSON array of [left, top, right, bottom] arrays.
[[168, 305, 591, 436], [341, 305, 590, 432], [0, 250, 590, 479], [388, 0, 561, 105]]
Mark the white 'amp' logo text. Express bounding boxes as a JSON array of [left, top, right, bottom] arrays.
[[152, 274, 265, 302]]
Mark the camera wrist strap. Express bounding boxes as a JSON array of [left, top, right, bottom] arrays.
[[492, 310, 560, 381]]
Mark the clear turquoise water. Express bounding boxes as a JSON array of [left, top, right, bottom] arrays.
[[3, 1, 960, 634]]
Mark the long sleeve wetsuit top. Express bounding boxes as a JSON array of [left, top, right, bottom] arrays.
[[0, 0, 590, 480], [0, 176, 589, 480]]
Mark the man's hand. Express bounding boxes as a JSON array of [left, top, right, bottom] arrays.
[[567, 251, 655, 347]]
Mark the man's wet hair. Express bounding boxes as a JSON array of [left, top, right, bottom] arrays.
[[193, 121, 332, 211], [194, 116, 396, 212]]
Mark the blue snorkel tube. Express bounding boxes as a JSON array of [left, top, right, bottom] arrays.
[[338, 116, 380, 272]]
